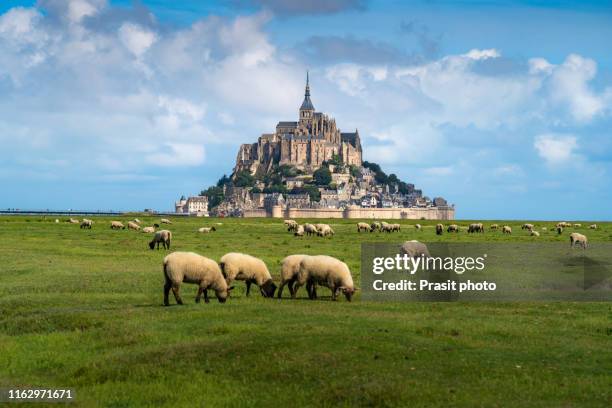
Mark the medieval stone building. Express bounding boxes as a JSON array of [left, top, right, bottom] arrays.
[[234, 73, 362, 176]]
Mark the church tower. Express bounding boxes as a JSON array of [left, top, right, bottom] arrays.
[[299, 71, 315, 128]]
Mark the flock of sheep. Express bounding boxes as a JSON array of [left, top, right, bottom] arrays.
[[56, 216, 598, 304]]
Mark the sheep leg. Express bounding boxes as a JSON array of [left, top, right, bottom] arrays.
[[195, 286, 203, 303], [292, 282, 303, 298], [246, 280, 252, 296], [288, 280, 296, 298], [163, 280, 172, 306], [171, 285, 183, 305], [331, 287, 338, 301], [277, 281, 286, 299], [203, 288, 210, 303]]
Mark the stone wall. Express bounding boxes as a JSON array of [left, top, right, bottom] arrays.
[[243, 206, 455, 220]]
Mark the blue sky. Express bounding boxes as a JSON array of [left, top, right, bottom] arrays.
[[1, 0, 611, 219]]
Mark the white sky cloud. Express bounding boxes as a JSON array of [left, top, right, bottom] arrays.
[[534, 134, 578, 164]]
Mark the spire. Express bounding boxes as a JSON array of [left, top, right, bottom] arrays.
[[300, 70, 314, 111]]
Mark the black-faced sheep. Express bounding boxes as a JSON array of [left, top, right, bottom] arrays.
[[277, 254, 308, 299], [294, 225, 305, 237], [530, 230, 540, 237], [163, 251, 233, 305], [149, 230, 172, 250], [436, 224, 443, 235], [468, 223, 484, 233], [370, 221, 381, 232], [521, 223, 534, 231], [447, 224, 459, 233], [294, 255, 356, 301], [219, 252, 276, 298], [502, 226, 512, 234], [110, 221, 125, 230], [589, 224, 597, 230], [127, 221, 140, 231], [304, 223, 317, 236], [317, 224, 335, 237], [490, 224, 499, 230], [570, 232, 587, 249], [80, 219, 93, 229], [357, 222, 370, 232]]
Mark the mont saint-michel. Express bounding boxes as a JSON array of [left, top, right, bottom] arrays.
[[177, 74, 454, 220]]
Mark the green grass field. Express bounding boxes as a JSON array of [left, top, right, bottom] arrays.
[[0, 216, 610, 407]]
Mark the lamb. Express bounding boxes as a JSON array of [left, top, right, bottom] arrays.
[[357, 222, 370, 233], [149, 230, 172, 250], [415, 224, 422, 231], [160, 218, 172, 224], [317, 224, 335, 237], [127, 221, 140, 231], [142, 226, 155, 233], [198, 227, 216, 233], [589, 224, 597, 230], [294, 225, 305, 237], [400, 240, 431, 258], [436, 223, 443, 235], [294, 255, 356, 301], [304, 223, 318, 236], [530, 230, 540, 237], [447, 224, 459, 233], [80, 219, 93, 229], [570, 232, 588, 249], [110, 221, 125, 230], [502, 226, 512, 234], [163, 251, 233, 305], [219, 253, 276, 297], [277, 254, 308, 298]]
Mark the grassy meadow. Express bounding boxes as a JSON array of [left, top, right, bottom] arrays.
[[0, 215, 611, 407]]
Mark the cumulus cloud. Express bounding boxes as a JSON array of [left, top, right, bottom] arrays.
[[534, 134, 578, 165]]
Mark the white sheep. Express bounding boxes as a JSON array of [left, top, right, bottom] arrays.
[[277, 254, 308, 298], [570, 232, 588, 249], [149, 230, 172, 250], [284, 220, 298, 232], [490, 224, 499, 230], [198, 227, 216, 233], [589, 224, 597, 230], [219, 253, 276, 297], [436, 223, 444, 235], [80, 219, 93, 229], [55, 219, 59, 223], [502, 226, 512, 234], [317, 224, 335, 237], [391, 223, 401, 232], [142, 226, 155, 233], [68, 218, 80, 224], [573, 223, 582, 228], [415, 224, 422, 231], [133, 218, 141, 224], [127, 221, 141, 231], [294, 255, 356, 301], [530, 230, 540, 237], [163, 251, 233, 305], [160, 218, 172, 224], [357, 222, 370, 233], [294, 225, 305, 237], [110, 221, 125, 230], [304, 223, 318, 236], [400, 240, 431, 258], [521, 223, 534, 231], [447, 224, 459, 233]]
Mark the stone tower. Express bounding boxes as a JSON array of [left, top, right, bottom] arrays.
[[299, 71, 315, 127]]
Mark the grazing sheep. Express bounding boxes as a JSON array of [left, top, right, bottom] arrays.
[[436, 224, 443, 235], [154, 223, 160, 228], [557, 222, 570, 228], [530, 230, 540, 237], [160, 218, 172, 224], [163, 251, 233, 305], [68, 218, 80, 224], [447, 224, 459, 233], [557, 226, 563, 235], [304, 223, 317, 236], [277, 254, 308, 299], [468, 223, 484, 233], [198, 227, 216, 233], [149, 230, 172, 250], [573, 223, 582, 228], [294, 225, 305, 237], [370, 221, 381, 232], [391, 223, 401, 232], [589, 224, 597, 230], [570, 232, 588, 249], [317, 224, 335, 237], [110, 221, 125, 230], [219, 253, 276, 297], [127, 221, 140, 231], [284, 220, 298, 232], [133, 218, 141, 224], [400, 240, 431, 258], [80, 219, 93, 229], [142, 226, 155, 233], [357, 222, 370, 233], [502, 226, 512, 234], [415, 224, 422, 231], [521, 223, 534, 231], [294, 255, 356, 301], [490, 224, 499, 230]]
